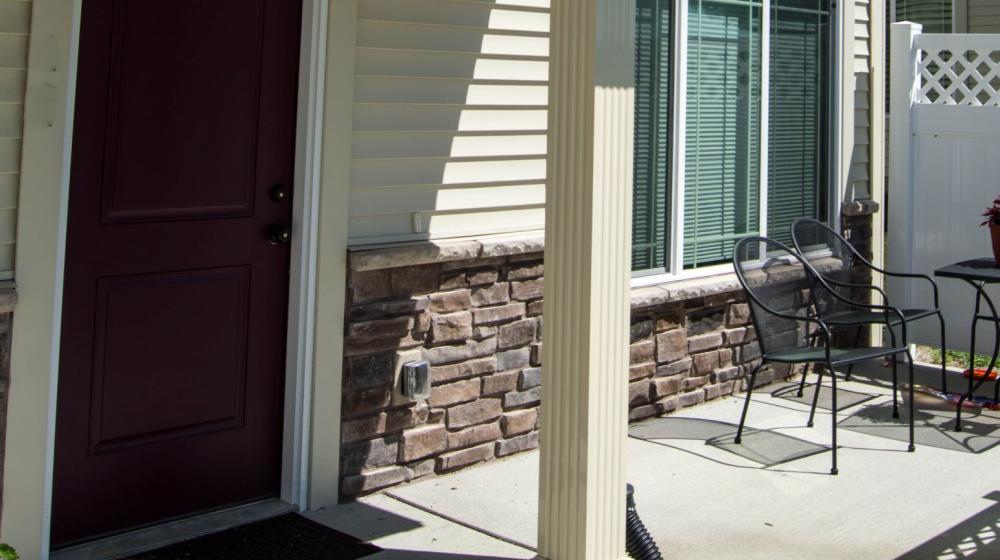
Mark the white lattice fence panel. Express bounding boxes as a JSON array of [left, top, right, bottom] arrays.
[[890, 26, 1000, 350], [914, 35, 1000, 106]]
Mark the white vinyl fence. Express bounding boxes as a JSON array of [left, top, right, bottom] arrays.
[[888, 22, 1000, 352]]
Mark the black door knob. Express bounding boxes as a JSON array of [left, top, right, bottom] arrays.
[[268, 224, 291, 244]]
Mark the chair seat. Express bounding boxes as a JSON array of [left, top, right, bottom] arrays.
[[767, 345, 906, 366], [821, 308, 936, 326]]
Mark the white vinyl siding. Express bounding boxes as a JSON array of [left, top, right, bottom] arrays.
[[349, 0, 549, 245], [0, 0, 29, 278], [853, 0, 872, 200], [967, 0, 1000, 32]]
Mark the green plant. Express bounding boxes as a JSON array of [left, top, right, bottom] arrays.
[[0, 544, 19, 560], [982, 195, 1000, 227], [922, 345, 994, 370]]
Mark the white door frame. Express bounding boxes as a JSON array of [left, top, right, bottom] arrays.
[[1, 1, 348, 556]]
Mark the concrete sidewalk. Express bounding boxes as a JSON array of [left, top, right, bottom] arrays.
[[312, 362, 1000, 559]]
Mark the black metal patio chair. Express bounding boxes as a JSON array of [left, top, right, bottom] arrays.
[[732, 237, 916, 475], [791, 218, 947, 394]]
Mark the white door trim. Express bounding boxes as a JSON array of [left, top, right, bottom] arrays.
[[2, 1, 341, 556], [283, 0, 329, 510]]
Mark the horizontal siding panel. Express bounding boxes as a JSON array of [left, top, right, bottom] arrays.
[[355, 77, 547, 105], [969, 16, 1000, 29], [0, 0, 26, 278], [350, 182, 545, 214], [350, 0, 549, 244], [850, 163, 870, 182], [0, 207, 14, 242], [855, 92, 870, 109], [854, 39, 870, 58], [969, 0, 1000, 17], [0, 244, 13, 277], [969, 6, 1000, 17], [353, 131, 547, 158], [358, 0, 549, 32], [0, 138, 20, 172], [356, 49, 548, 80], [356, 21, 548, 55], [352, 156, 546, 188], [855, 73, 870, 92], [852, 144, 870, 164], [349, 208, 544, 244], [0, 102, 23, 137], [0, 34, 29, 68], [0, 173, 18, 208], [0, 68, 26, 102], [353, 105, 547, 131], [0, 1, 31, 34], [854, 126, 870, 145]]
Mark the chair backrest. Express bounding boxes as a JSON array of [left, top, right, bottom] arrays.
[[732, 237, 822, 358], [790, 218, 870, 306]]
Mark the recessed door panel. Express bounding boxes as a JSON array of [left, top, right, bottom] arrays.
[[100, 1, 266, 223], [90, 267, 251, 452]]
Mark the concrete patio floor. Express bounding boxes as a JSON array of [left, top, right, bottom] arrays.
[[310, 361, 1000, 559]]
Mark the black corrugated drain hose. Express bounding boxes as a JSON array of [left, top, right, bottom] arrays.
[[626, 484, 663, 560]]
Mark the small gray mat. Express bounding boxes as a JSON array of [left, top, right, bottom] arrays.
[[629, 417, 829, 467], [840, 401, 1000, 454], [771, 381, 878, 411]]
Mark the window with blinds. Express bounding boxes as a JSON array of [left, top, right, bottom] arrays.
[[768, 0, 831, 247], [631, 0, 833, 274], [633, 0, 673, 272], [684, 0, 762, 268]]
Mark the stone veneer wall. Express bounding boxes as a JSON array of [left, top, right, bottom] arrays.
[[340, 210, 875, 497]]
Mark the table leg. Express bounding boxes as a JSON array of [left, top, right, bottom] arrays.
[[956, 280, 1000, 432]]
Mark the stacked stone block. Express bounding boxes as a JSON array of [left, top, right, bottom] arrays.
[[626, 293, 778, 423], [341, 254, 544, 496]]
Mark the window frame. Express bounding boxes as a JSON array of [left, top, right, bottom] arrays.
[[630, 0, 846, 286]]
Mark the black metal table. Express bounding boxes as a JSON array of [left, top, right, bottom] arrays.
[[935, 258, 1000, 431]]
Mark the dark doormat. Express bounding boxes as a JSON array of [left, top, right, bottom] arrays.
[[124, 513, 380, 560]]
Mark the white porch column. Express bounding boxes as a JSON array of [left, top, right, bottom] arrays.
[[538, 0, 633, 559], [887, 22, 920, 296]]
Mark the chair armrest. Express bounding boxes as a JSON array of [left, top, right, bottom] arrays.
[[871, 268, 940, 309], [822, 276, 890, 303], [813, 283, 911, 344]]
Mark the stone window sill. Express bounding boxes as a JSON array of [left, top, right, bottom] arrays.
[[348, 232, 544, 272], [630, 272, 741, 310]]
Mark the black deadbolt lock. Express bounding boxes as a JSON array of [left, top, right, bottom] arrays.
[[270, 184, 287, 202], [268, 224, 292, 244]]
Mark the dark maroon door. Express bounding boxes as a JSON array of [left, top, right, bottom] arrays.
[[53, 0, 302, 546]]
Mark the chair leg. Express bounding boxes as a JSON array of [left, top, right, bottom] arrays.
[[735, 363, 763, 444], [845, 326, 863, 381], [907, 350, 916, 453], [938, 311, 948, 394], [889, 326, 900, 419], [807, 362, 825, 428], [828, 360, 839, 475], [798, 332, 819, 398], [797, 363, 811, 398]]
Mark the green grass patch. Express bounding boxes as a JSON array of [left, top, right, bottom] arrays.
[[917, 345, 996, 370]]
